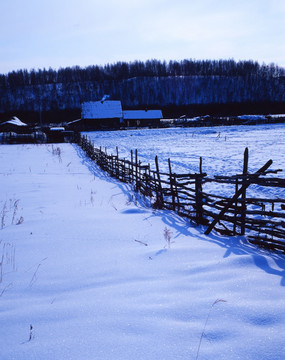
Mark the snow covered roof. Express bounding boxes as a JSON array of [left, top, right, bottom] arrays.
[[123, 110, 163, 120], [268, 114, 285, 118], [50, 127, 65, 131], [67, 119, 81, 125], [0, 116, 27, 127], [81, 101, 123, 119], [237, 115, 266, 121]]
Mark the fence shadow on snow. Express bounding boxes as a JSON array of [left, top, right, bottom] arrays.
[[75, 133, 285, 254]]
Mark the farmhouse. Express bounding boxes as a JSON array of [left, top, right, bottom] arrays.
[[123, 109, 162, 128], [80, 100, 123, 130], [0, 117, 48, 144], [67, 100, 163, 131]]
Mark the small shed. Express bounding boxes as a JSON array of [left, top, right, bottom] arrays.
[[0, 117, 28, 133], [81, 100, 123, 130], [123, 109, 162, 128]]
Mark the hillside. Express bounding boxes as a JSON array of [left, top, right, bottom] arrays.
[[0, 59, 285, 123]]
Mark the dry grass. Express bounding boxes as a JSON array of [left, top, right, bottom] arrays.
[[1, 202, 7, 229], [16, 216, 24, 225], [52, 145, 62, 162], [46, 144, 62, 162], [163, 227, 173, 249], [1, 199, 23, 229], [90, 190, 96, 206], [0, 242, 16, 284], [11, 199, 20, 224], [29, 325, 34, 341], [195, 299, 227, 360]]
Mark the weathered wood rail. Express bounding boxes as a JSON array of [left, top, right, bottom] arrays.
[[76, 133, 285, 253]]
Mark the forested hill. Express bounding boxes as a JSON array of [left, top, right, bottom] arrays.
[[0, 59, 285, 123]]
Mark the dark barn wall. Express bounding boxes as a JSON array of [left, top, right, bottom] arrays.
[[82, 118, 121, 130], [124, 118, 161, 127]]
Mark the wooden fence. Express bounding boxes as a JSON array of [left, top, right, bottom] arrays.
[[76, 133, 285, 253]]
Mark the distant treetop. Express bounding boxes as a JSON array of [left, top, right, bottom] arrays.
[[1, 59, 284, 88]]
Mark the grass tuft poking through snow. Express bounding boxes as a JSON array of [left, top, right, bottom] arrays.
[[164, 226, 173, 249], [195, 299, 227, 360], [1, 198, 23, 229]]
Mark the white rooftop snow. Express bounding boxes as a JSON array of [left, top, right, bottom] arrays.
[[269, 114, 285, 118], [123, 110, 163, 120], [1, 116, 27, 127], [238, 115, 266, 121], [81, 100, 123, 119]]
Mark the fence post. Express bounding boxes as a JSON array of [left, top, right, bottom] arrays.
[[240, 147, 248, 235], [168, 158, 176, 211], [116, 146, 119, 178], [104, 147, 108, 171], [138, 160, 142, 192], [195, 174, 203, 224], [145, 163, 151, 197], [135, 149, 139, 190], [131, 150, 134, 183], [205, 158, 272, 235], [233, 178, 239, 235], [123, 158, 126, 182], [155, 155, 164, 208]]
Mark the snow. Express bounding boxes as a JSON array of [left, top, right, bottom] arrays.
[[1, 116, 28, 127], [238, 115, 267, 121], [123, 110, 163, 120], [269, 114, 285, 118], [1, 130, 285, 359], [84, 123, 285, 202], [81, 100, 123, 119], [49, 127, 65, 131], [83, 124, 285, 178]]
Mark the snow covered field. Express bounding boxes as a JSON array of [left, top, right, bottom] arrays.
[[84, 123, 285, 203], [84, 123, 285, 178], [1, 139, 285, 359]]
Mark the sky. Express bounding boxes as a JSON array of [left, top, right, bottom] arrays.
[[0, 0, 285, 74]]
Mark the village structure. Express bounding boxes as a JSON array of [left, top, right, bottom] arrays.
[[1, 99, 285, 144], [0, 99, 163, 142], [0, 116, 28, 132], [67, 99, 163, 131]]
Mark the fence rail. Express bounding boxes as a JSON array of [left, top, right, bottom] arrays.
[[76, 133, 285, 253]]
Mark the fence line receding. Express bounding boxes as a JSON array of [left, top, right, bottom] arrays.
[[76, 133, 285, 253]]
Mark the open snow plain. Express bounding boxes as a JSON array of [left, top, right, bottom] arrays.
[[85, 123, 285, 202], [0, 124, 285, 360], [84, 123, 285, 177]]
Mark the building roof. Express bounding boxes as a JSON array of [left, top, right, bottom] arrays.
[[0, 116, 27, 127], [81, 101, 123, 119], [238, 115, 266, 121], [67, 119, 82, 125], [123, 110, 163, 120]]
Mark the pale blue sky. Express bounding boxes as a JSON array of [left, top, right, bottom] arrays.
[[0, 0, 284, 73]]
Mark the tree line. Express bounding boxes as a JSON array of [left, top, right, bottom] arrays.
[[1, 59, 284, 88], [0, 59, 284, 123]]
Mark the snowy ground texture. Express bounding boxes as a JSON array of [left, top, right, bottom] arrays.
[[0, 131, 285, 359], [84, 123, 285, 177], [84, 123, 285, 203]]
